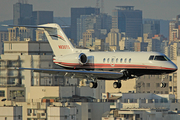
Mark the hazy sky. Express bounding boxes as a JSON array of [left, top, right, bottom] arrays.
[[0, 0, 180, 22]]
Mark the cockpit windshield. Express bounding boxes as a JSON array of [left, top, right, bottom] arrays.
[[149, 55, 170, 61]]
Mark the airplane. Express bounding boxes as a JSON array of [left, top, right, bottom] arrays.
[[3, 23, 178, 89]]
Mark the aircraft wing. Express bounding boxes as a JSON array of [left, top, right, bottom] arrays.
[[16, 67, 123, 80]]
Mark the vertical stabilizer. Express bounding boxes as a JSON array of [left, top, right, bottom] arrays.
[[39, 23, 75, 56]]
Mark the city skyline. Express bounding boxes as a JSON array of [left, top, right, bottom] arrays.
[[0, 0, 180, 22]]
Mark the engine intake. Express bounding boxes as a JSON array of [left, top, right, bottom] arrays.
[[78, 53, 88, 65]]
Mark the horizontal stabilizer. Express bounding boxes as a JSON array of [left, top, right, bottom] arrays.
[[2, 24, 56, 29]]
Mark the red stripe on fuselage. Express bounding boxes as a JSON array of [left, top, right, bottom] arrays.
[[53, 62, 176, 70]]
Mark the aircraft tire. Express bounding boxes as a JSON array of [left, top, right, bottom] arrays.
[[113, 82, 118, 88], [89, 82, 94, 88], [89, 82, 98, 88], [160, 83, 166, 88], [118, 83, 122, 88]]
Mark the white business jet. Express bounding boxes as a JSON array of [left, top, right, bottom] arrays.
[[3, 23, 177, 89]]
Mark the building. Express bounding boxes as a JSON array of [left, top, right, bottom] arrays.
[[77, 14, 101, 42], [143, 20, 160, 36], [82, 29, 96, 47], [0, 30, 8, 54], [169, 15, 180, 43], [0, 106, 22, 120], [8, 27, 33, 41], [136, 75, 169, 94], [176, 56, 180, 99], [71, 7, 99, 45], [119, 37, 136, 51], [168, 60, 177, 98], [134, 41, 148, 51], [105, 28, 121, 50], [102, 109, 180, 120], [13, 2, 33, 25], [32, 11, 53, 25], [2, 41, 55, 99], [169, 42, 180, 60], [112, 6, 142, 39], [144, 38, 161, 52]]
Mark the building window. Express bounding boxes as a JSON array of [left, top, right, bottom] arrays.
[[146, 83, 150, 87], [0, 90, 5, 97], [169, 76, 172, 81], [169, 87, 172, 92], [27, 109, 32, 116], [88, 109, 91, 112], [129, 58, 131, 63], [156, 83, 160, 87]]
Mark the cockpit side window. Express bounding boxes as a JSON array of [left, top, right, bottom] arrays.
[[149, 55, 154, 60], [154, 55, 170, 61]]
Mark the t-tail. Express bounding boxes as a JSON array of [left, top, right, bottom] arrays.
[[3, 23, 90, 57], [39, 23, 75, 56]]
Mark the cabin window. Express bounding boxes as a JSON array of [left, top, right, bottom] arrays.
[[111, 58, 114, 63], [116, 58, 118, 63], [120, 58, 123, 63], [107, 58, 110, 63], [129, 58, 131, 63], [103, 58, 106, 63], [124, 58, 127, 63], [149, 55, 154, 60]]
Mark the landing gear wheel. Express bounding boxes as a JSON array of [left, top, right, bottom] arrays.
[[113, 82, 118, 88], [113, 82, 122, 89], [160, 83, 166, 88], [89, 82, 98, 88]]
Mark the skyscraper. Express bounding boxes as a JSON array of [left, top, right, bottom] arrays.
[[32, 11, 53, 25], [112, 6, 142, 39], [71, 7, 100, 45], [143, 20, 160, 36], [13, 2, 33, 25]]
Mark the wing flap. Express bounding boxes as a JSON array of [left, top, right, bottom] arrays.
[[16, 68, 123, 80]]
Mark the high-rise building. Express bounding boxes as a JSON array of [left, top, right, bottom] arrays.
[[143, 20, 160, 36], [71, 7, 100, 45], [77, 14, 101, 42], [169, 15, 180, 43], [112, 6, 142, 39], [32, 11, 53, 25], [13, 2, 33, 25]]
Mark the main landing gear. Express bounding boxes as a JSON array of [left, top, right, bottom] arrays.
[[89, 78, 98, 88], [89, 81, 98, 88], [113, 80, 122, 89]]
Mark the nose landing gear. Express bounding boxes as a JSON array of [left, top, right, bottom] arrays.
[[160, 82, 166, 88], [160, 75, 166, 88]]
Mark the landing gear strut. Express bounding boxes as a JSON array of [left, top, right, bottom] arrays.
[[89, 82, 98, 88], [160, 75, 166, 88], [160, 83, 166, 88], [113, 80, 122, 89], [89, 78, 98, 88]]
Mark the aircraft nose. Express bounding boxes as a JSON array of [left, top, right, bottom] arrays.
[[171, 62, 178, 72]]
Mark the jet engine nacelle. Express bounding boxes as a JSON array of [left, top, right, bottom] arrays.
[[78, 53, 88, 65], [54, 53, 88, 66]]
